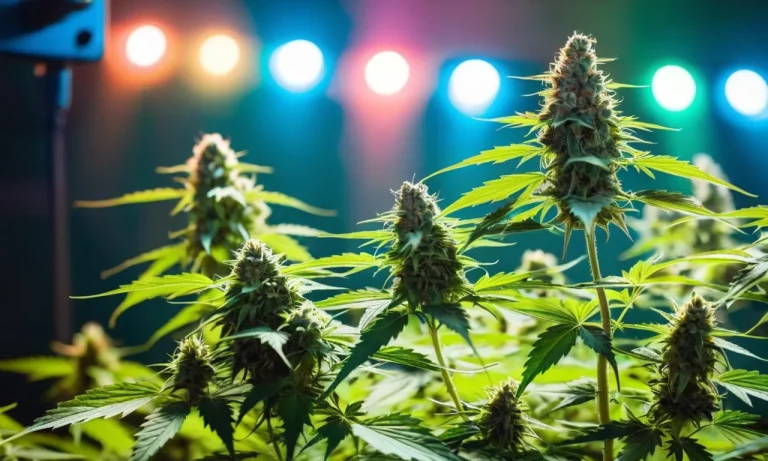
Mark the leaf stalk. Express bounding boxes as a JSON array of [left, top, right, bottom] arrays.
[[585, 226, 614, 461], [427, 318, 469, 422]]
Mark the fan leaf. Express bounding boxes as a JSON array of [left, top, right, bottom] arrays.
[[131, 403, 190, 461], [74, 188, 188, 208]]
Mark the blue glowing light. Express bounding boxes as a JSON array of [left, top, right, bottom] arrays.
[[448, 59, 501, 115], [269, 40, 324, 92], [725, 70, 768, 116]]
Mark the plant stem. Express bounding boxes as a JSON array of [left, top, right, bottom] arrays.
[[585, 226, 614, 461], [427, 319, 469, 422], [267, 416, 284, 461]]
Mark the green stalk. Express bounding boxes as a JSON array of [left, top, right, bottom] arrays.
[[584, 226, 614, 461], [267, 416, 284, 461], [427, 319, 469, 422]]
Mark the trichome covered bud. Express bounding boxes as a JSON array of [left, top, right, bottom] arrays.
[[218, 239, 332, 386], [651, 293, 720, 425], [170, 336, 215, 403], [185, 134, 269, 276], [286, 303, 331, 350], [187, 133, 240, 191], [227, 239, 300, 325], [478, 380, 527, 454], [390, 181, 468, 306], [539, 33, 624, 231]]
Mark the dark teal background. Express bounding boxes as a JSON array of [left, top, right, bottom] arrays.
[[2, 0, 768, 419]]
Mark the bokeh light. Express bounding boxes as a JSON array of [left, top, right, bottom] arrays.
[[651, 65, 696, 111], [199, 34, 240, 76], [269, 40, 324, 92], [125, 25, 167, 68], [365, 51, 410, 96], [448, 59, 501, 115], [725, 70, 768, 116]]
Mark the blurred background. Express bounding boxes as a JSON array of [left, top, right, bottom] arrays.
[[1, 0, 768, 419]]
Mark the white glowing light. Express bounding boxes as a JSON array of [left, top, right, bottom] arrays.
[[652, 65, 696, 111], [365, 51, 410, 96], [269, 40, 324, 92], [448, 59, 501, 115], [725, 70, 768, 116], [126, 25, 167, 68]]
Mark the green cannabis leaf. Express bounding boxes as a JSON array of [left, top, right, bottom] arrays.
[[278, 388, 314, 460], [324, 309, 409, 397], [131, 403, 190, 461], [715, 370, 768, 405], [616, 427, 663, 461], [518, 324, 580, 396], [198, 399, 235, 457], [350, 414, 462, 461], [578, 325, 620, 387], [2, 382, 161, 444], [75, 188, 188, 208], [371, 347, 440, 372]]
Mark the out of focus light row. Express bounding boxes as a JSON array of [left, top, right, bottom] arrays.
[[126, 25, 768, 118], [125, 24, 502, 115]]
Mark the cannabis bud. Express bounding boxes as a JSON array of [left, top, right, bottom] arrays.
[[185, 134, 266, 277], [651, 293, 719, 424], [170, 336, 215, 403], [228, 239, 299, 322], [232, 239, 282, 287], [390, 181, 467, 306], [187, 133, 240, 191], [286, 303, 331, 350], [220, 240, 304, 381], [394, 181, 440, 236], [52, 322, 120, 371], [539, 33, 623, 231], [478, 380, 527, 454], [518, 249, 565, 294], [49, 322, 121, 398]]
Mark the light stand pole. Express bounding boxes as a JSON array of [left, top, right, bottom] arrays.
[[0, 0, 106, 341]]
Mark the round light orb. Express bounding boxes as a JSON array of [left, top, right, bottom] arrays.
[[448, 59, 501, 115], [725, 69, 768, 116], [365, 51, 410, 96], [126, 25, 167, 68], [651, 65, 696, 111], [199, 34, 240, 76], [269, 40, 324, 92]]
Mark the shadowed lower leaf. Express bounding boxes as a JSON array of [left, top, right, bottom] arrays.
[[199, 399, 235, 457], [278, 388, 314, 460], [578, 325, 620, 389]]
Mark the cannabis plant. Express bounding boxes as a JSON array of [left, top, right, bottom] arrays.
[[302, 180, 562, 423], [76, 133, 333, 328], [424, 32, 761, 461]]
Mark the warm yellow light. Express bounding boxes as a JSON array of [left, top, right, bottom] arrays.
[[199, 34, 240, 76]]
